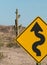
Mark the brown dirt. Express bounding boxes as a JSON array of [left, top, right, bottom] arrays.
[[0, 47, 47, 65]]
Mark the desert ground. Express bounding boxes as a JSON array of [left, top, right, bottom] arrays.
[[0, 47, 47, 65]]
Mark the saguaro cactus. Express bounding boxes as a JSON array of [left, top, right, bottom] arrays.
[[15, 9, 20, 47]]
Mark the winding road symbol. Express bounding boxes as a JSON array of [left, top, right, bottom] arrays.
[[31, 22, 45, 56]]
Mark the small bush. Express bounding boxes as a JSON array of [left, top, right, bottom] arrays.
[[6, 42, 14, 47], [6, 42, 20, 48], [0, 52, 4, 59], [0, 43, 4, 48]]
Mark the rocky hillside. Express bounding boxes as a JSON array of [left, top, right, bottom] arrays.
[[0, 25, 25, 45]]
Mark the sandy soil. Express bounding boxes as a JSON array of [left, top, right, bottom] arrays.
[[0, 47, 47, 65]]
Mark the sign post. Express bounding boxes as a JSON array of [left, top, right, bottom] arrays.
[[36, 63, 41, 65], [15, 16, 47, 64]]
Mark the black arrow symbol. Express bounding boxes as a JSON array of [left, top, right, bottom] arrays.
[[31, 22, 45, 56]]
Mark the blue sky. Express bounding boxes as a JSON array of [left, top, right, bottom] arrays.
[[0, 0, 47, 26]]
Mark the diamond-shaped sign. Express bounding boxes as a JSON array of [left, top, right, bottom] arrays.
[[16, 16, 47, 62]]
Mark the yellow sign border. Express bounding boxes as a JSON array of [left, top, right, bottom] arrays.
[[16, 16, 47, 63]]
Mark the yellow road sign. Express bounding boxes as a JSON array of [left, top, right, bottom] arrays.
[[16, 16, 47, 62]]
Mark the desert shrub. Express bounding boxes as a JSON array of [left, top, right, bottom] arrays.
[[6, 42, 14, 47], [0, 42, 4, 48], [6, 42, 16, 47], [6, 42, 20, 48], [0, 52, 4, 59]]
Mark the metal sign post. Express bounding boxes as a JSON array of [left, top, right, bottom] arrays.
[[36, 62, 41, 65]]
